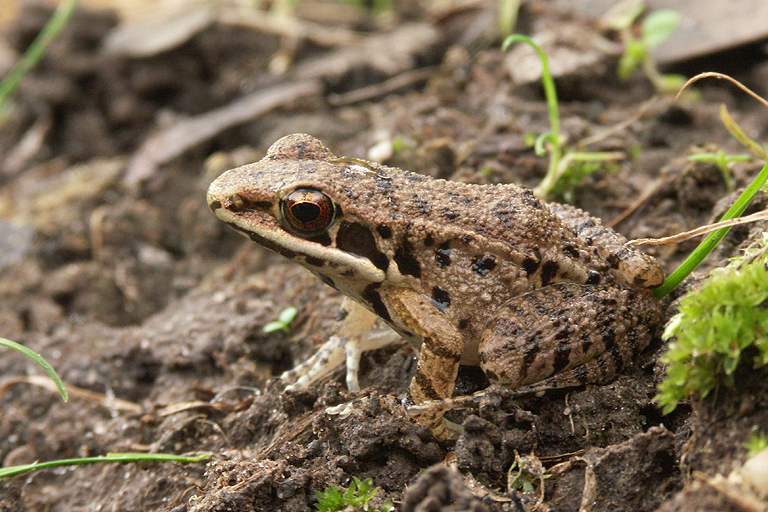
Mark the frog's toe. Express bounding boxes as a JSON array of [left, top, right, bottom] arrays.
[[280, 335, 347, 390], [405, 398, 465, 440]]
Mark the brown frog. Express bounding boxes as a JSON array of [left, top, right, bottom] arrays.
[[207, 133, 664, 439]]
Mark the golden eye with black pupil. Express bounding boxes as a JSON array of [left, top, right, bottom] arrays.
[[281, 188, 336, 235]]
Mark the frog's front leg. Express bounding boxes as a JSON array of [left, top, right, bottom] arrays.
[[385, 288, 465, 440], [281, 297, 399, 392], [479, 282, 662, 392]]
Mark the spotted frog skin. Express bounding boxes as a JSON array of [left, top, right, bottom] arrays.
[[207, 134, 664, 439]]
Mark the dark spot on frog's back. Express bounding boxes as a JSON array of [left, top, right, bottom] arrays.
[[442, 208, 459, 220], [435, 242, 451, 267], [431, 287, 451, 310], [414, 198, 430, 215], [586, 270, 601, 285], [492, 199, 518, 228], [552, 340, 573, 374], [524, 195, 542, 209], [406, 173, 428, 182], [394, 239, 421, 278], [540, 261, 559, 286], [376, 176, 393, 190], [472, 254, 497, 276], [563, 244, 580, 259], [336, 221, 389, 271], [522, 248, 541, 275]]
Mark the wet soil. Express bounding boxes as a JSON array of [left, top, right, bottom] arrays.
[[1, 2, 768, 511]]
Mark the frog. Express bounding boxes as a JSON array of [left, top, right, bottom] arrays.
[[206, 133, 664, 439]]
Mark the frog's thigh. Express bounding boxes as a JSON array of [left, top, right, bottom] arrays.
[[386, 289, 463, 425], [479, 283, 660, 390]]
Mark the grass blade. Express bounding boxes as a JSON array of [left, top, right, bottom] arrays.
[[0, 452, 212, 479], [1, 337, 68, 401]]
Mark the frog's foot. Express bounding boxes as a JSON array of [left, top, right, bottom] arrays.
[[403, 397, 465, 440], [281, 334, 346, 391], [281, 329, 400, 392]]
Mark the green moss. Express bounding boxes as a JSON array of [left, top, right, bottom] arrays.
[[655, 234, 768, 414], [315, 477, 393, 512]]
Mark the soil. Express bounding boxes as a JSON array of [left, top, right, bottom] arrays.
[[1, 2, 767, 511]]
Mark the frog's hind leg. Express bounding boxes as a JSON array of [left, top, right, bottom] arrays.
[[497, 350, 636, 396], [478, 282, 662, 392]]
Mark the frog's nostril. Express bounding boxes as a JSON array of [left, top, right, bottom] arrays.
[[229, 194, 247, 211], [209, 200, 222, 212]]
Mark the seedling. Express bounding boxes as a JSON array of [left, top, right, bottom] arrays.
[[605, 3, 685, 93], [746, 432, 768, 457], [501, 35, 624, 199], [0, 452, 211, 479], [263, 306, 299, 334], [507, 453, 549, 494], [497, 0, 522, 38], [688, 149, 751, 192], [315, 477, 393, 512], [0, 0, 78, 119], [1, 337, 67, 401]]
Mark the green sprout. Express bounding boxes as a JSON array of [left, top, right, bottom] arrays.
[[0, 0, 78, 119], [497, 0, 522, 39], [655, 233, 768, 414], [1, 337, 68, 401], [315, 477, 393, 512], [688, 149, 751, 192], [607, 4, 686, 93], [501, 34, 625, 199], [263, 306, 299, 334], [746, 432, 768, 457], [0, 452, 211, 479], [507, 455, 549, 494]]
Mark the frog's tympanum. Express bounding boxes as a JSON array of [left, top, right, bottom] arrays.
[[207, 134, 664, 439]]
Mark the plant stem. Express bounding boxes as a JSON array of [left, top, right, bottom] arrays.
[[0, 452, 211, 478], [0, 0, 78, 115], [502, 34, 563, 198], [654, 161, 768, 298]]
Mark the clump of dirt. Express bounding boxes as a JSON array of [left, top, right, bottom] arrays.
[[1, 2, 768, 511]]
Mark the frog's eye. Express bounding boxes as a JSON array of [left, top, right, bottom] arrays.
[[281, 188, 336, 235]]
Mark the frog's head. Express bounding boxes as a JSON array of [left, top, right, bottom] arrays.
[[207, 134, 393, 294]]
